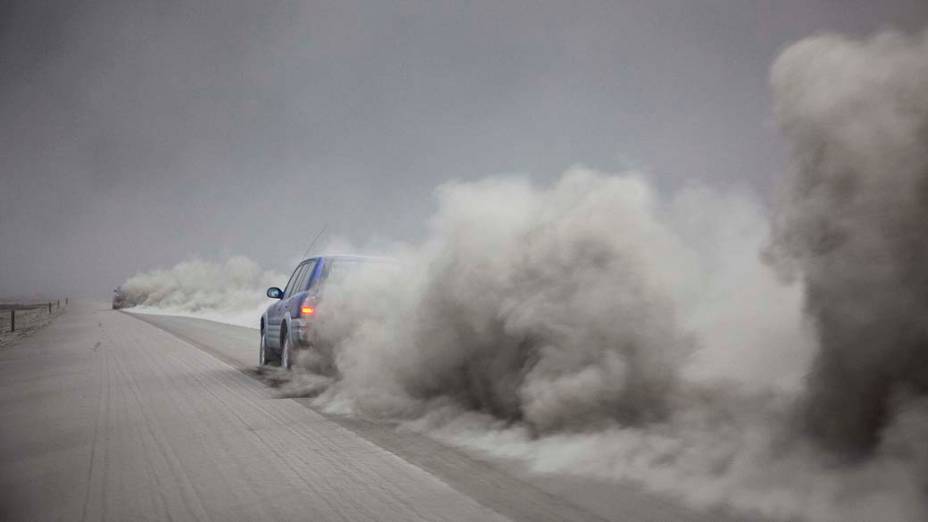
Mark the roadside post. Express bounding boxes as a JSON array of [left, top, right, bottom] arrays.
[[48, 302, 52, 314], [9, 310, 13, 332]]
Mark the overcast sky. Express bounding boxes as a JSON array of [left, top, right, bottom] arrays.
[[1, 0, 927, 298]]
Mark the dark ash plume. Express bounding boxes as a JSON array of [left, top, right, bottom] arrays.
[[768, 29, 928, 454]]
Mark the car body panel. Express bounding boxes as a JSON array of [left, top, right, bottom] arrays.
[[265, 259, 314, 349]]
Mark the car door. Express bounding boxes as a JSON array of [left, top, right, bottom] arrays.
[[268, 263, 306, 348], [282, 258, 317, 319], [279, 259, 320, 337]]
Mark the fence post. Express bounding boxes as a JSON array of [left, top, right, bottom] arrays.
[[66, 297, 69, 306], [10, 309, 14, 332], [48, 302, 52, 314], [57, 300, 60, 308]]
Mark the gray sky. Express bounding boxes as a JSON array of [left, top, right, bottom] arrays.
[[1, 0, 926, 298]]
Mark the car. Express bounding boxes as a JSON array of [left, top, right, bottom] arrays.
[[259, 255, 393, 369], [112, 286, 128, 309]]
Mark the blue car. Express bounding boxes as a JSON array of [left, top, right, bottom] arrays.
[[260, 255, 390, 369]]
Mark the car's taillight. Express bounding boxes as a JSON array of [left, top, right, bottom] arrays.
[[300, 296, 316, 317]]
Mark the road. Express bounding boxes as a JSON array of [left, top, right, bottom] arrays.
[[0, 302, 746, 521]]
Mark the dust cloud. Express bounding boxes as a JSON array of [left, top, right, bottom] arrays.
[[286, 169, 833, 520], [307, 171, 801, 424], [768, 28, 928, 457], [120, 256, 284, 328]]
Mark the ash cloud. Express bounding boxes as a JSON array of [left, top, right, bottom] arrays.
[[313, 171, 701, 430], [299, 169, 832, 520], [767, 28, 928, 455], [119, 256, 284, 328]]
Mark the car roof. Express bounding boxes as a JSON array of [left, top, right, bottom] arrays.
[[300, 254, 395, 264]]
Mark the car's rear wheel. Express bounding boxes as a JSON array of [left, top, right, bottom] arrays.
[[281, 330, 294, 370], [259, 327, 278, 366]]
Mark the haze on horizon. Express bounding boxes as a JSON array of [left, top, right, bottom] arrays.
[[2, 0, 927, 298]]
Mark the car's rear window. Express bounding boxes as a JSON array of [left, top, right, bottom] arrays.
[[322, 258, 396, 288]]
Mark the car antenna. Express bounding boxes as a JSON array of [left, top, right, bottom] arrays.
[[301, 224, 327, 259]]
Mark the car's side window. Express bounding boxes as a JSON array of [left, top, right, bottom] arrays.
[[306, 259, 323, 292], [295, 259, 317, 293], [283, 264, 306, 298]]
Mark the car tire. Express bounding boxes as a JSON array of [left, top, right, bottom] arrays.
[[259, 329, 268, 366], [259, 327, 279, 366], [281, 331, 294, 370]]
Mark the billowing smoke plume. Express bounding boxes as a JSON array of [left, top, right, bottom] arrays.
[[313, 172, 696, 430], [300, 170, 851, 520], [768, 29, 928, 455], [120, 256, 284, 327], [304, 170, 812, 438]]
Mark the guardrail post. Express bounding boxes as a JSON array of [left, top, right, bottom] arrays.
[[10, 309, 14, 332]]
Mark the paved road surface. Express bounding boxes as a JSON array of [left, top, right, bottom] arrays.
[[0, 303, 748, 521]]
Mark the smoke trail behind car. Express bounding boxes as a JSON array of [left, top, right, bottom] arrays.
[[119, 256, 284, 328]]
